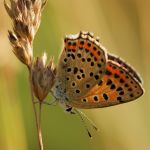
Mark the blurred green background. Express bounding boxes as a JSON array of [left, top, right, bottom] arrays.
[[0, 0, 150, 150]]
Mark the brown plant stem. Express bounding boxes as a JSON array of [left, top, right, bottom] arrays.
[[28, 66, 43, 150], [38, 102, 43, 150]]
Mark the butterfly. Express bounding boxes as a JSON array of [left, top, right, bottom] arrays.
[[51, 31, 144, 111]]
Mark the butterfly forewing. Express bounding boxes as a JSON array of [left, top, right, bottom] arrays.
[[69, 60, 143, 108], [52, 32, 107, 101]]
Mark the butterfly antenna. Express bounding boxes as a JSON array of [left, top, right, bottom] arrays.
[[74, 109, 92, 138], [75, 109, 98, 131], [74, 109, 98, 138]]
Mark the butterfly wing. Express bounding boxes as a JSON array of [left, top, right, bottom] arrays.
[[108, 53, 143, 83], [52, 32, 107, 101], [69, 60, 144, 108]]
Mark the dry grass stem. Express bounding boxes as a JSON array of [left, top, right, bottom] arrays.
[[4, 0, 55, 150]]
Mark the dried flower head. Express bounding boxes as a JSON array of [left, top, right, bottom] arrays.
[[31, 53, 56, 102], [4, 0, 47, 67]]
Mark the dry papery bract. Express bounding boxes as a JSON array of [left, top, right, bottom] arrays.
[[31, 53, 56, 102], [4, 0, 47, 67]]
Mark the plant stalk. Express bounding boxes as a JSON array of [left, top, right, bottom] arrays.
[[38, 103, 43, 150], [28, 67, 43, 150]]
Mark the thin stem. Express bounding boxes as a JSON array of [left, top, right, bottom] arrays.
[[38, 103, 43, 150], [28, 67, 43, 150]]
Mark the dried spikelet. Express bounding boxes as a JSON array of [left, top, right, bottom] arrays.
[[4, 0, 47, 67], [31, 53, 56, 102]]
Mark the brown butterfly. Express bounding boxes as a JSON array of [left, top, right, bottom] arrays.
[[51, 31, 144, 137]]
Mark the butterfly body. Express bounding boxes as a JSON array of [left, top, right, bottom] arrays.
[[51, 31, 144, 109]]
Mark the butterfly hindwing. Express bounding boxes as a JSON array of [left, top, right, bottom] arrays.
[[108, 53, 142, 83], [69, 60, 144, 108]]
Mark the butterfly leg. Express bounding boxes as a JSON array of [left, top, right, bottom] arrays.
[[34, 99, 57, 106], [43, 100, 57, 106]]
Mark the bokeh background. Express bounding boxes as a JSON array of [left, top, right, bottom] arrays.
[[0, 0, 150, 150]]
